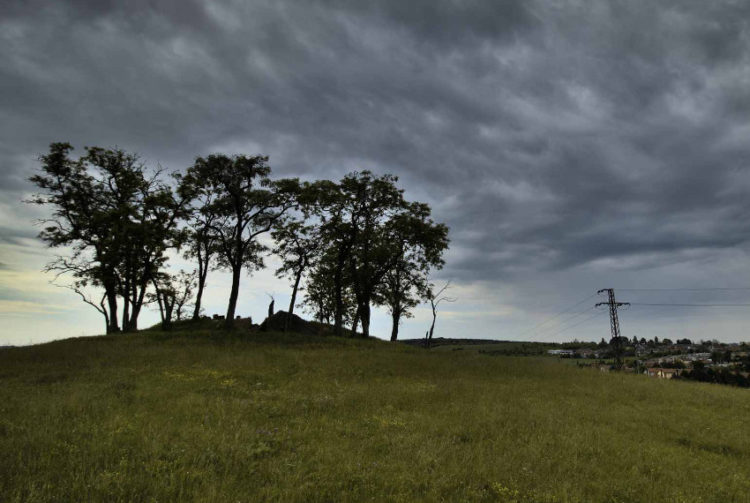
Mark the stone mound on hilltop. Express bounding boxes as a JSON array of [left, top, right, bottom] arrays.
[[259, 311, 320, 335]]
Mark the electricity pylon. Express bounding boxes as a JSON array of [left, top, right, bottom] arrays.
[[596, 288, 630, 369]]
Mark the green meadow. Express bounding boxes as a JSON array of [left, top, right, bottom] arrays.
[[1, 329, 749, 502]]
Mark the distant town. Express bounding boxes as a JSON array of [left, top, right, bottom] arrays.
[[403, 337, 750, 388], [549, 337, 750, 387]]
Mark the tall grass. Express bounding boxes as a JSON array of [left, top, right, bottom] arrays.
[[1, 330, 749, 502]]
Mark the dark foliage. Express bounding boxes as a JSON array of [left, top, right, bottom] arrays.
[[30, 144, 449, 339], [676, 367, 750, 388]]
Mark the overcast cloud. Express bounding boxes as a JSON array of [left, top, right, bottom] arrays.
[[2, 0, 750, 345]]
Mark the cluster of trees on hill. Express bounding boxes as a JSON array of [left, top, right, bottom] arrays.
[[28, 143, 449, 340]]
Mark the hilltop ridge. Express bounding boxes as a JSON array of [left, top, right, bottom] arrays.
[[1, 327, 749, 501]]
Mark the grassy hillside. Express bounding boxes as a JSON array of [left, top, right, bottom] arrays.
[[1, 329, 749, 502]]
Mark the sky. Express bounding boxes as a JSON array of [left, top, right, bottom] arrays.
[[2, 0, 750, 346]]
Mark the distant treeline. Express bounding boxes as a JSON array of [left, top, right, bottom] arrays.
[[675, 365, 750, 388], [29, 143, 449, 340], [400, 338, 597, 355]]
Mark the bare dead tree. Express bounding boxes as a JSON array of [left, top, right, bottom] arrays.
[[426, 280, 456, 349]]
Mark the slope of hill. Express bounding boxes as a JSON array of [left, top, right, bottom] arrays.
[[1, 328, 749, 502]]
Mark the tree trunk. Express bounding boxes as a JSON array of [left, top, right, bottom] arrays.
[[360, 302, 371, 338], [224, 263, 242, 329], [427, 305, 437, 349], [192, 256, 208, 321], [317, 301, 325, 323], [121, 287, 130, 332], [105, 284, 119, 334], [122, 279, 135, 332], [101, 301, 110, 335], [333, 255, 344, 337], [127, 304, 141, 331], [162, 302, 173, 331], [155, 291, 165, 324], [126, 278, 148, 332], [390, 310, 400, 342], [350, 306, 360, 336], [285, 269, 303, 332]]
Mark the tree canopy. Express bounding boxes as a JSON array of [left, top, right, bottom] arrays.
[[30, 144, 450, 340], [29, 143, 190, 332], [180, 154, 300, 328]]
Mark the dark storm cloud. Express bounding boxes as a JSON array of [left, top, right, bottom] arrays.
[[2, 0, 750, 285], [0, 225, 38, 246]]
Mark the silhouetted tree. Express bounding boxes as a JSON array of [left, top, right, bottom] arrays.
[[272, 215, 321, 331], [309, 172, 449, 338], [29, 143, 190, 332], [302, 249, 357, 327], [171, 270, 197, 322], [148, 270, 195, 330], [375, 201, 449, 341], [315, 173, 412, 337], [314, 179, 359, 336], [345, 173, 407, 338], [179, 176, 220, 321], [302, 261, 336, 324], [182, 154, 299, 329], [29, 143, 121, 333], [426, 281, 456, 348], [114, 158, 190, 332]]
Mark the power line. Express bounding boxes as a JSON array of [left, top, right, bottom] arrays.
[[546, 309, 605, 337], [543, 309, 608, 339], [606, 301, 750, 326], [532, 306, 595, 337], [517, 292, 598, 337], [530, 306, 596, 337], [629, 302, 750, 307], [619, 288, 750, 291], [517, 287, 750, 343]]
